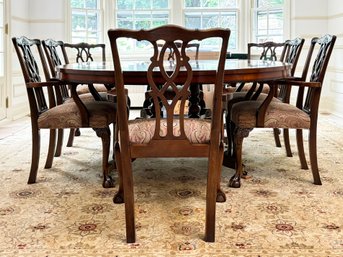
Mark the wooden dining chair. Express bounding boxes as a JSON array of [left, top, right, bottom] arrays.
[[12, 36, 117, 188], [228, 34, 336, 188], [225, 38, 305, 159], [63, 42, 111, 100], [42, 39, 111, 148], [108, 25, 230, 243]]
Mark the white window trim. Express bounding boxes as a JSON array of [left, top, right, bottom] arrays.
[[65, 0, 290, 55]]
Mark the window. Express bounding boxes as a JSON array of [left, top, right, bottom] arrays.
[[70, 0, 103, 43], [68, 0, 288, 52], [252, 0, 285, 43], [184, 0, 238, 50]]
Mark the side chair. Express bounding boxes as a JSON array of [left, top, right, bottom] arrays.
[[12, 36, 117, 188], [225, 38, 305, 162], [228, 34, 336, 188], [42, 39, 109, 149], [108, 25, 230, 243]]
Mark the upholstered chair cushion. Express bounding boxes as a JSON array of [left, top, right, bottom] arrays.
[[63, 92, 108, 104], [76, 84, 108, 95], [128, 118, 212, 144], [231, 101, 310, 129], [38, 101, 116, 129]]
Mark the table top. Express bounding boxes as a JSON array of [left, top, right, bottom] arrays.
[[57, 59, 291, 85]]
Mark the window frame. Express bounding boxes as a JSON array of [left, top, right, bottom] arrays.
[[251, 0, 290, 44], [66, 0, 290, 54]]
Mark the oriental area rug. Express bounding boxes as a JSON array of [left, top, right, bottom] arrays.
[[0, 114, 342, 256]]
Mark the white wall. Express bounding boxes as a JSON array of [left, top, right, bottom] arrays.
[[291, 0, 343, 118]]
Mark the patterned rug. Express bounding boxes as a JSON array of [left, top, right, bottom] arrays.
[[0, 114, 342, 256]]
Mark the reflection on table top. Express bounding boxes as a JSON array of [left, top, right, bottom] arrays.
[[57, 59, 291, 85]]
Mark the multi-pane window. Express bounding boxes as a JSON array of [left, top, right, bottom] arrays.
[[184, 0, 238, 49], [253, 0, 284, 43], [70, 0, 102, 43], [69, 0, 287, 51]]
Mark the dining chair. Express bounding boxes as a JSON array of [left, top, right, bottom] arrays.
[[141, 41, 205, 118], [228, 34, 336, 188], [225, 38, 305, 159], [12, 36, 117, 188], [63, 42, 110, 100], [108, 25, 230, 243], [42, 39, 111, 149]]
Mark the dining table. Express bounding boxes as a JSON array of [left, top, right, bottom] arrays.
[[57, 59, 292, 169]]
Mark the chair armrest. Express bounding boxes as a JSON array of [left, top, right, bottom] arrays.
[[26, 80, 63, 88], [256, 82, 276, 127]]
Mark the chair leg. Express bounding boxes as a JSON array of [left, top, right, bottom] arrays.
[[216, 141, 226, 203], [55, 129, 64, 157], [229, 127, 252, 188], [75, 128, 81, 136], [28, 127, 40, 184], [44, 129, 56, 169], [121, 150, 136, 243], [296, 129, 308, 169], [66, 128, 75, 147], [113, 141, 124, 204], [283, 128, 293, 157], [273, 128, 282, 147], [94, 127, 115, 188], [308, 127, 322, 185]]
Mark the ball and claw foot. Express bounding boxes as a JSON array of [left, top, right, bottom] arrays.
[[216, 189, 226, 202], [228, 174, 241, 188], [102, 175, 115, 188], [113, 191, 124, 204]]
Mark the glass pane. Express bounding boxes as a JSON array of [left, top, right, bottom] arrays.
[[202, 13, 219, 28], [153, 0, 168, 8], [71, 0, 84, 8], [257, 0, 284, 8], [117, 20, 134, 29], [87, 12, 99, 31], [204, 0, 218, 8], [72, 12, 86, 30], [117, 0, 133, 10], [220, 0, 237, 8], [269, 11, 283, 28], [185, 13, 201, 29], [185, 0, 201, 8], [85, 0, 97, 9], [135, 20, 151, 30], [152, 20, 168, 27], [136, 0, 150, 9]]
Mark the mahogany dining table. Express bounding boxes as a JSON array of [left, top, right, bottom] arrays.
[[57, 59, 292, 169]]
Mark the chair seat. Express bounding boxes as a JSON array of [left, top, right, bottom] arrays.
[[128, 118, 211, 144], [38, 101, 116, 129], [231, 100, 310, 129], [64, 92, 108, 103], [77, 84, 108, 94]]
